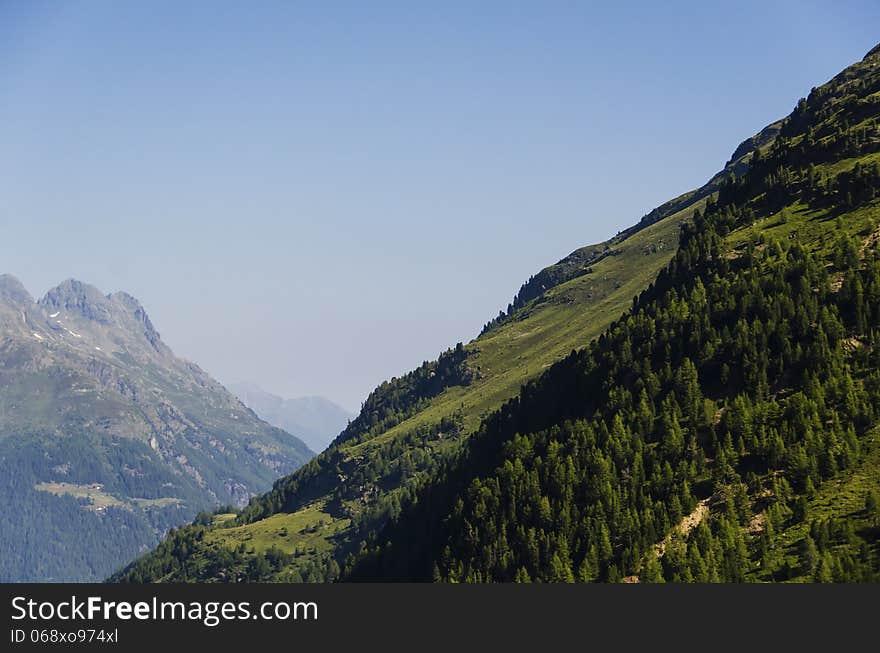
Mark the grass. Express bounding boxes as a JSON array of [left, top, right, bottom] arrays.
[[34, 482, 128, 511], [207, 501, 347, 556], [747, 430, 880, 582], [189, 502, 351, 580], [727, 197, 880, 258], [34, 482, 182, 512]]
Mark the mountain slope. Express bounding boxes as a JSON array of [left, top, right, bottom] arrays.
[[112, 70, 788, 583], [228, 383, 353, 454], [117, 46, 880, 585], [112, 194, 707, 581], [0, 278, 313, 581], [343, 45, 880, 582]]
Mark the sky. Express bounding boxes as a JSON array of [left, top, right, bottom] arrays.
[[1, 2, 879, 411]]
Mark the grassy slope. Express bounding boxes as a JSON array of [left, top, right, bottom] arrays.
[[357, 200, 697, 453], [206, 504, 350, 579], [120, 47, 880, 583], [124, 195, 707, 580], [34, 482, 183, 511]]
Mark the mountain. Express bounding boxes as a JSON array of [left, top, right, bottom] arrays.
[[227, 383, 353, 453], [0, 278, 314, 581], [115, 45, 880, 583]]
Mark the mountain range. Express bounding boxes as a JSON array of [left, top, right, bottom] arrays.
[[227, 383, 353, 454], [0, 277, 313, 581], [110, 44, 880, 583]]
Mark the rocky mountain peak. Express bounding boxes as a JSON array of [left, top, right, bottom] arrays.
[[0, 274, 34, 307], [39, 279, 114, 324]]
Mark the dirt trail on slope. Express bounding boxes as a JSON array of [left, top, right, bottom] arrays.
[[653, 498, 711, 559], [622, 498, 712, 583]]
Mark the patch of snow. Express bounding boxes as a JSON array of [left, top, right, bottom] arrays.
[[95, 346, 102, 351], [49, 312, 60, 318], [32, 332, 44, 341], [66, 329, 82, 338]]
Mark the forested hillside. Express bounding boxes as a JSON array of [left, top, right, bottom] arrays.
[[115, 44, 880, 583], [346, 44, 880, 582]]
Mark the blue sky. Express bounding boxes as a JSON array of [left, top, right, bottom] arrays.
[[1, 2, 878, 410]]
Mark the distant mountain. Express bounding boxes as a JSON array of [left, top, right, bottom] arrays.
[[228, 383, 353, 453], [0, 277, 313, 581], [116, 44, 880, 584]]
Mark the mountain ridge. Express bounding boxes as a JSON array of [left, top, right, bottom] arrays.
[[481, 117, 783, 336]]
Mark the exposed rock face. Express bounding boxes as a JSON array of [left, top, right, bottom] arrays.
[[41, 279, 115, 324], [724, 120, 783, 172]]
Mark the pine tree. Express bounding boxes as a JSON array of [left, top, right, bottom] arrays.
[[640, 555, 665, 583], [799, 535, 819, 576], [866, 489, 880, 527]]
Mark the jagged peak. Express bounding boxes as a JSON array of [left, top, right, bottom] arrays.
[[41, 277, 107, 301], [110, 291, 162, 347], [37, 281, 162, 349], [864, 42, 880, 61], [0, 273, 34, 307], [39, 278, 113, 324]]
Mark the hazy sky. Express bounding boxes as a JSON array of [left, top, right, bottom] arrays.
[[1, 2, 878, 411]]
